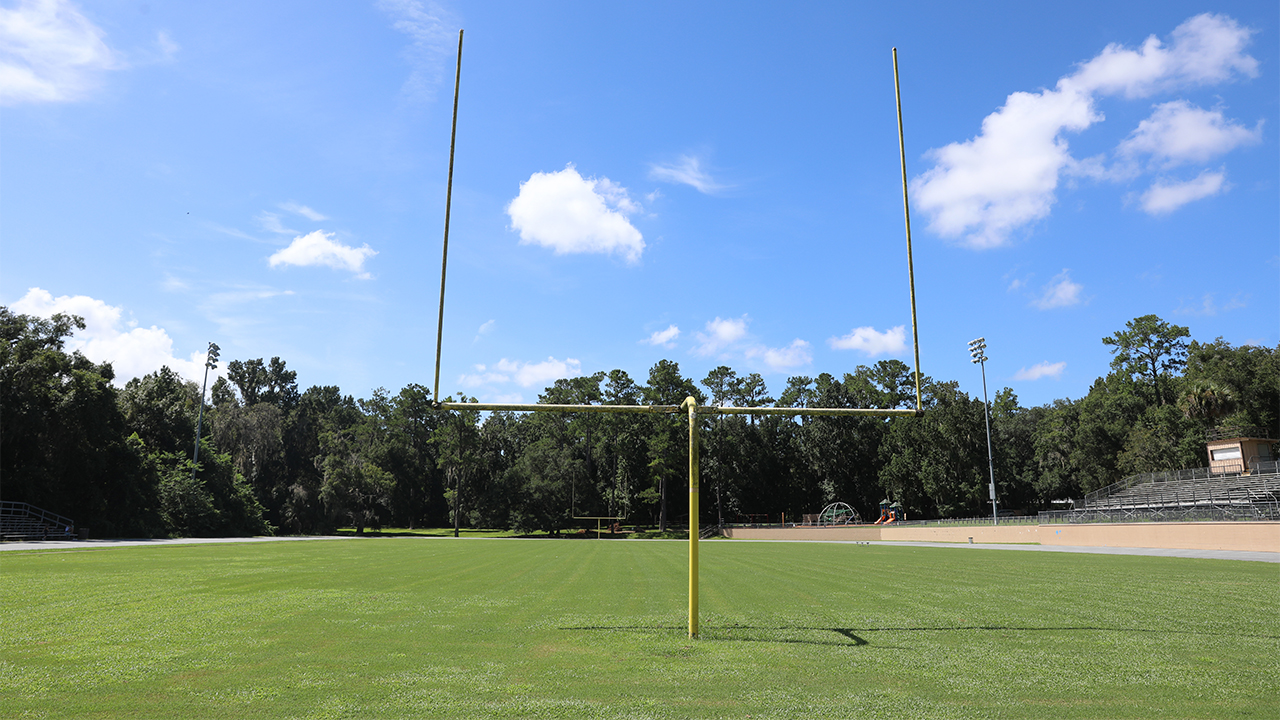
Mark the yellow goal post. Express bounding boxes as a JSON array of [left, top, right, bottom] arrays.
[[429, 31, 924, 638]]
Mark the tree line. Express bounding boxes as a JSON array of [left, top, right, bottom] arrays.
[[2, 307, 1276, 537]]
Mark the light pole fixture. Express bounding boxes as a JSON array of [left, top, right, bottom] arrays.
[[968, 337, 998, 525], [191, 342, 221, 483]]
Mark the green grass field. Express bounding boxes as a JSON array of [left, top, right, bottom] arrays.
[[2, 538, 1276, 719]]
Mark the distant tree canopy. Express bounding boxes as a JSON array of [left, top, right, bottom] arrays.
[[2, 307, 1276, 536]]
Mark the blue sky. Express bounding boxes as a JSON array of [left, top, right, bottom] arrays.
[[3, 0, 1276, 408]]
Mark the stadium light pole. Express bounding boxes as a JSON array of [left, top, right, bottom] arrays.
[[191, 342, 220, 484], [968, 338, 998, 525]]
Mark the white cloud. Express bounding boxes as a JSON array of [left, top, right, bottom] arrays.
[[649, 155, 724, 194], [1033, 270, 1083, 309], [507, 357, 580, 388], [267, 230, 377, 278], [279, 202, 328, 221], [457, 363, 509, 387], [1013, 361, 1066, 381], [745, 339, 812, 371], [827, 325, 907, 356], [688, 315, 814, 372], [506, 165, 645, 263], [1066, 13, 1257, 97], [1118, 101, 1261, 166], [458, 357, 581, 389], [11, 287, 217, 386], [473, 319, 495, 343], [0, 0, 121, 105], [1140, 169, 1226, 215], [913, 86, 1094, 248], [693, 316, 749, 356], [376, 0, 455, 101], [643, 324, 680, 348], [912, 13, 1257, 247]]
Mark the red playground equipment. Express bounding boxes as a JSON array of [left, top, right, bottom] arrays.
[[873, 499, 906, 524]]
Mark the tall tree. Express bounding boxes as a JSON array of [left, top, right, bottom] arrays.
[[1102, 315, 1190, 407], [433, 395, 481, 536], [226, 357, 299, 410], [643, 360, 703, 532], [118, 367, 200, 457], [879, 379, 987, 518], [280, 385, 353, 533], [1184, 339, 1279, 435], [600, 369, 648, 522], [1, 309, 158, 536]]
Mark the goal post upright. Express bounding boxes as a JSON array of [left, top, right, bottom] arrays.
[[893, 47, 924, 414], [682, 396, 700, 639], [433, 29, 464, 407]]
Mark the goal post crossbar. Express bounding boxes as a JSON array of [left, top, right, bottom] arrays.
[[438, 402, 920, 418]]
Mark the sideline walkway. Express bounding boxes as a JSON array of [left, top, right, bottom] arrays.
[[727, 538, 1280, 563], [4, 535, 1276, 563], [0, 536, 354, 552]]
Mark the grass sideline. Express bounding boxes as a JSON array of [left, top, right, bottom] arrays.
[[2, 538, 1276, 719]]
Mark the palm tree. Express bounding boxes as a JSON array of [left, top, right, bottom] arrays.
[[1178, 380, 1236, 423]]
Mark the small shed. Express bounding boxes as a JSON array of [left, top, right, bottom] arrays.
[[1206, 427, 1274, 474]]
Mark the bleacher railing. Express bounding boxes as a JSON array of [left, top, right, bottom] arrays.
[[0, 501, 76, 540]]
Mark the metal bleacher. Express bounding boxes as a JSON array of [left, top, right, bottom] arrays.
[[1084, 460, 1280, 510], [1038, 460, 1280, 523], [0, 501, 77, 541]]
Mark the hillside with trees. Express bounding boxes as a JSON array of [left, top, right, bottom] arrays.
[[3, 307, 1276, 537]]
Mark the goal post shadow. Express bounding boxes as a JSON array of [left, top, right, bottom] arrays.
[[429, 32, 925, 638]]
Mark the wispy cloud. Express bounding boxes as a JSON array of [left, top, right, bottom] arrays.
[[649, 155, 724, 194], [207, 222, 271, 244], [257, 211, 298, 235], [473, 319, 495, 342], [1013, 361, 1066, 381], [1033, 270, 1083, 309], [828, 325, 907, 357], [376, 0, 456, 101], [912, 13, 1258, 247], [279, 202, 328, 221], [155, 30, 179, 61], [1176, 292, 1246, 316], [507, 164, 645, 263], [0, 0, 122, 105], [267, 230, 377, 278], [204, 287, 295, 306]]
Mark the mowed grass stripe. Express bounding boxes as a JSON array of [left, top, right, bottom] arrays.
[[2, 538, 1276, 719]]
